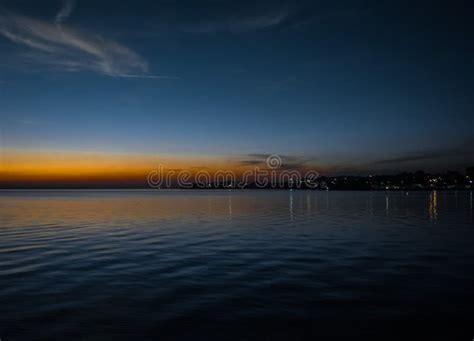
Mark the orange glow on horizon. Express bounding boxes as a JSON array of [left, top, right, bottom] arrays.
[[0, 148, 265, 185]]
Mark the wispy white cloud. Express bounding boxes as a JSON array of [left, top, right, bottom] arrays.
[[116, 74, 180, 80], [0, 7, 175, 79], [55, 0, 76, 25], [181, 8, 293, 34]]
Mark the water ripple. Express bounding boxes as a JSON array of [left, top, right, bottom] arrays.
[[0, 190, 473, 339]]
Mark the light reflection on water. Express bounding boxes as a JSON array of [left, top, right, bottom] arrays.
[[0, 190, 473, 340], [429, 190, 438, 222]]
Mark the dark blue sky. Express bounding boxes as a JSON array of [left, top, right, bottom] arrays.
[[0, 0, 473, 174]]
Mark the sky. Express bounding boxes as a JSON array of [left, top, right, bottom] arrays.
[[0, 0, 473, 186]]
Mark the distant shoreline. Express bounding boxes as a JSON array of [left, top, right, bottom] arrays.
[[0, 187, 472, 191], [1, 169, 472, 191]]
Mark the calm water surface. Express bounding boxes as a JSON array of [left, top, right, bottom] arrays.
[[0, 190, 473, 340]]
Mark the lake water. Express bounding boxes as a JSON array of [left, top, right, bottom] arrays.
[[0, 190, 473, 340]]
